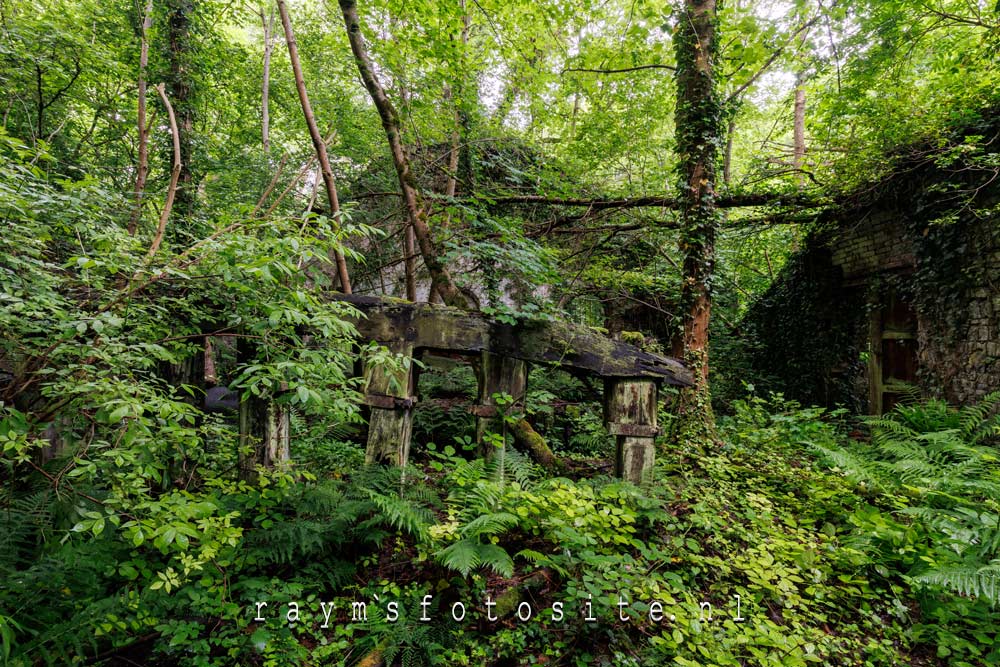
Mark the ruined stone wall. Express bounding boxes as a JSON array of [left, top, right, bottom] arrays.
[[741, 205, 999, 411], [741, 111, 1000, 410], [910, 221, 1000, 404], [824, 208, 1000, 407], [739, 241, 868, 411]]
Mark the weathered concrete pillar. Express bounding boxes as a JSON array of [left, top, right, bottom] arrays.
[[363, 342, 416, 465], [236, 337, 290, 481], [238, 391, 291, 481], [472, 352, 528, 453], [158, 336, 207, 408], [604, 378, 659, 483]]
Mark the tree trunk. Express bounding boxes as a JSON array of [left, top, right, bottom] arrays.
[[165, 0, 196, 218], [793, 72, 806, 185], [723, 118, 735, 185], [446, 3, 469, 198], [261, 6, 275, 154], [276, 0, 352, 293], [128, 0, 153, 237], [673, 0, 721, 444], [445, 84, 461, 199], [388, 19, 418, 302], [338, 0, 475, 310], [146, 84, 182, 260], [404, 221, 417, 301]]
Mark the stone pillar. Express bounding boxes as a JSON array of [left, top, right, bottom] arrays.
[[604, 378, 659, 483], [472, 352, 528, 454], [238, 391, 290, 481], [236, 337, 290, 481], [363, 342, 416, 465]]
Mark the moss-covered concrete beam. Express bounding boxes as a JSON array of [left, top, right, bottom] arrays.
[[334, 295, 693, 386]]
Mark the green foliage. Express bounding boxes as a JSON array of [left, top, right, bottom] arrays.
[[3, 0, 999, 663], [808, 393, 1000, 615]]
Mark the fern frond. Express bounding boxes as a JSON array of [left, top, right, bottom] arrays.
[[435, 538, 515, 578], [436, 538, 481, 576], [461, 511, 520, 539], [912, 561, 1000, 605], [476, 543, 515, 577], [807, 442, 892, 489], [364, 489, 434, 539], [959, 390, 1000, 441], [483, 446, 537, 487]]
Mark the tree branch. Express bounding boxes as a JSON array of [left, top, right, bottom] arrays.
[[146, 84, 181, 260], [725, 14, 820, 105], [561, 63, 676, 75], [483, 191, 828, 210], [277, 0, 353, 293]]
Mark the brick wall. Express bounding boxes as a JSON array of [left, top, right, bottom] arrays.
[[829, 212, 915, 282], [913, 229, 1000, 405]]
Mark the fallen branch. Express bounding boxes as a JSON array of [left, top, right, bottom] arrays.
[[510, 418, 567, 473]]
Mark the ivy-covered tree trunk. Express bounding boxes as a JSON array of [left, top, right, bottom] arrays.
[[673, 0, 721, 444], [165, 0, 196, 219]]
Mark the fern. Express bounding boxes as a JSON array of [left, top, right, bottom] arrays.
[[428, 447, 540, 579], [461, 511, 520, 537], [809, 394, 1000, 605], [483, 444, 537, 487], [373, 597, 448, 667], [912, 561, 1000, 605], [436, 538, 481, 576], [363, 488, 435, 539], [436, 538, 515, 577], [346, 465, 441, 541]]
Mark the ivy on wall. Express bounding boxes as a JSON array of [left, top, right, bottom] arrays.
[[732, 240, 867, 411], [734, 107, 1000, 410]]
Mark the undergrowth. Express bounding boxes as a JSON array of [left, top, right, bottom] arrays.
[[4, 391, 1000, 665]]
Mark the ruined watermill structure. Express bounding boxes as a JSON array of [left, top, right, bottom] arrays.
[[238, 296, 692, 483]]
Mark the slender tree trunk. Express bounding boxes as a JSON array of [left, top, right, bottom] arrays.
[[446, 3, 470, 198], [276, 0, 352, 293], [35, 65, 44, 140], [338, 0, 474, 310], [403, 219, 417, 300], [445, 84, 461, 199], [793, 72, 806, 185], [570, 91, 580, 139], [261, 6, 275, 154], [723, 118, 735, 185], [673, 0, 721, 444], [128, 0, 153, 237], [147, 84, 181, 260], [387, 16, 417, 301]]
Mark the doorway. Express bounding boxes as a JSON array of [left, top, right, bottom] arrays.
[[868, 289, 918, 414]]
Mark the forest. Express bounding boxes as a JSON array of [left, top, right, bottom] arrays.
[[1, 0, 999, 664]]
